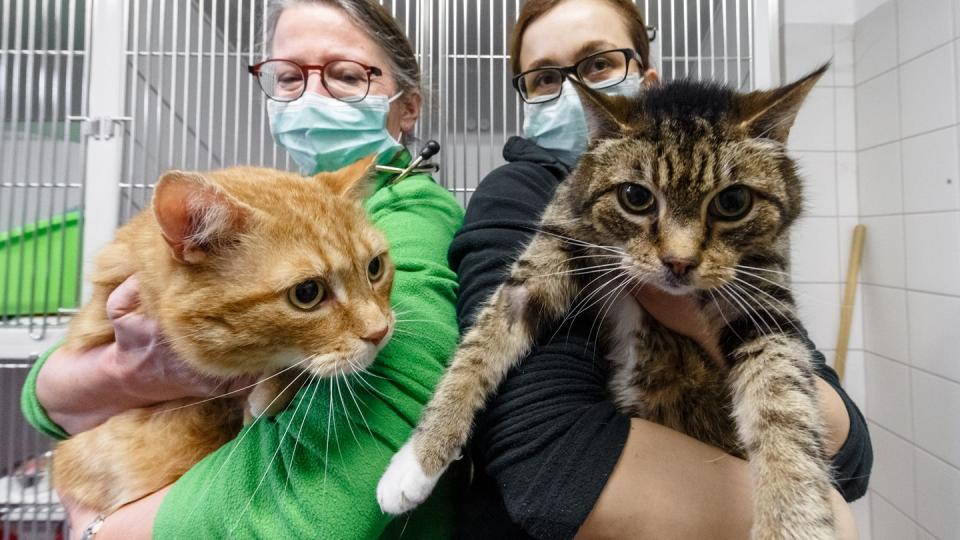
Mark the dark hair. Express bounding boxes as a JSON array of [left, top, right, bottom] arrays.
[[509, 0, 652, 75], [265, 0, 421, 95]]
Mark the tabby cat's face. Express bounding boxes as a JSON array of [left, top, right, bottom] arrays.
[[565, 69, 824, 295], [152, 159, 395, 378], [580, 132, 799, 294]]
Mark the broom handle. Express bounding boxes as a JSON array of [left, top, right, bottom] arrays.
[[834, 225, 866, 381]]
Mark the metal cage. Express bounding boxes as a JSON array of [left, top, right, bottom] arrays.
[[0, 1, 774, 537]]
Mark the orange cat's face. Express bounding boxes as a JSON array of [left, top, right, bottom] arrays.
[[149, 158, 395, 378]]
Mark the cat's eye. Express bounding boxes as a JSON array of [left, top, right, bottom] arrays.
[[288, 279, 325, 310], [710, 186, 753, 220], [617, 183, 657, 214], [368, 254, 384, 281]]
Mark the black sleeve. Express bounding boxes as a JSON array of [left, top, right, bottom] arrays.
[[805, 338, 873, 501], [449, 163, 631, 540]]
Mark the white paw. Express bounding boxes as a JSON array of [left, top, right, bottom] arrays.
[[377, 440, 442, 515]]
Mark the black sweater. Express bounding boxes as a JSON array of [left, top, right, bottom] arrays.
[[449, 136, 873, 540]]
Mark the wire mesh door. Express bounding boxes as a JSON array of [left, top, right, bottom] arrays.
[[1, 1, 89, 537], [0, 1, 763, 538], [116, 0, 757, 215]]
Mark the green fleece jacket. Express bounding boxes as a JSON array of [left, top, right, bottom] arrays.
[[21, 159, 464, 539]]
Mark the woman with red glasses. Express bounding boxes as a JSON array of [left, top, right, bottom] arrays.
[[21, 1, 462, 538], [450, 0, 871, 538]]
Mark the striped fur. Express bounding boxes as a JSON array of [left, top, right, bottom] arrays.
[[380, 65, 835, 538]]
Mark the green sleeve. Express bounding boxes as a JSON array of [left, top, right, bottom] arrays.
[[20, 344, 70, 441], [154, 175, 464, 539]]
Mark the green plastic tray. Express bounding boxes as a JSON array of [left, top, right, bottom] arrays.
[[0, 211, 81, 317]]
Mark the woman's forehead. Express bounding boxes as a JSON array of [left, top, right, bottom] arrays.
[[272, 4, 390, 70], [519, 0, 634, 71]]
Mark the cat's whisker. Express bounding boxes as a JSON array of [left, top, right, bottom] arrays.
[[323, 377, 334, 491], [729, 264, 789, 277], [728, 277, 806, 338], [527, 263, 628, 280], [527, 226, 627, 256], [707, 289, 745, 343], [721, 282, 774, 336], [587, 272, 640, 359], [228, 371, 315, 536], [341, 370, 376, 443], [154, 356, 312, 415], [730, 267, 844, 310], [353, 372, 393, 401], [334, 370, 362, 448], [727, 281, 784, 336], [187, 365, 312, 522], [282, 373, 321, 496], [549, 269, 626, 341], [715, 284, 768, 339]]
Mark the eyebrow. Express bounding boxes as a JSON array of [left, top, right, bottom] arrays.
[[526, 40, 623, 71]]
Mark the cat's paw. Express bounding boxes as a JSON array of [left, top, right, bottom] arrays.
[[377, 441, 441, 515]]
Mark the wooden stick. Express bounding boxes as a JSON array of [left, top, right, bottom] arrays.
[[834, 224, 866, 382]]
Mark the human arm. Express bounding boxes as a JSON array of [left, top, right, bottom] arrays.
[[576, 420, 858, 540], [23, 276, 255, 437], [151, 174, 463, 538]]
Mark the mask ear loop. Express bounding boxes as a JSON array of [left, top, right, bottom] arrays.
[[384, 90, 406, 144]]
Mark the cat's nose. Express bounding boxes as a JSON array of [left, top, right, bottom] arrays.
[[362, 326, 389, 346], [661, 256, 699, 278]]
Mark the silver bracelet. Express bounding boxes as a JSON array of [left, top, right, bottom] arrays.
[[80, 514, 106, 540]]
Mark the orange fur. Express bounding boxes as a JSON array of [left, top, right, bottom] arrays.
[[53, 158, 396, 512]]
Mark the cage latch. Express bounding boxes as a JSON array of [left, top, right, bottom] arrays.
[[69, 116, 133, 140]]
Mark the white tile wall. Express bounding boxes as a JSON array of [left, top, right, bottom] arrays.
[[865, 354, 914, 437], [856, 70, 901, 149], [870, 423, 917, 517], [858, 142, 903, 215], [793, 87, 838, 151], [911, 371, 960, 468], [901, 126, 960, 213], [914, 449, 960, 538], [794, 152, 839, 216], [855, 2, 899, 83], [898, 43, 957, 138], [907, 291, 960, 382], [859, 216, 906, 287], [837, 152, 861, 215], [870, 492, 916, 540], [897, 0, 954, 62], [862, 285, 909, 362], [849, 1, 960, 536], [904, 211, 960, 295], [792, 217, 841, 281]]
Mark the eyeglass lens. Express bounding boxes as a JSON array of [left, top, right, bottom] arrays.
[[256, 59, 372, 102], [518, 50, 632, 103]]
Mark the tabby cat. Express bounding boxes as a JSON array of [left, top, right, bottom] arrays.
[[378, 65, 836, 539], [53, 157, 395, 513]]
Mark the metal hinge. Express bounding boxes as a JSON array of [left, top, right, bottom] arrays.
[[66, 115, 133, 140]]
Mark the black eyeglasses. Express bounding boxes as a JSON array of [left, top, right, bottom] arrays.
[[248, 58, 384, 103], [512, 48, 643, 104]]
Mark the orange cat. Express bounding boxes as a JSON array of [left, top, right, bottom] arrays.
[[52, 157, 395, 512]]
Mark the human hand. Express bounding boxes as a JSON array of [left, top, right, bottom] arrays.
[[103, 275, 256, 404], [631, 286, 724, 365]]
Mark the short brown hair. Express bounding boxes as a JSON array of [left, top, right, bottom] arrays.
[[509, 0, 652, 75]]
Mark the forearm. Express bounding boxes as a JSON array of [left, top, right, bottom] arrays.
[[576, 419, 856, 540], [68, 486, 167, 540], [37, 344, 147, 435]]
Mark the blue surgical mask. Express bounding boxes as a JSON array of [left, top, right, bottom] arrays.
[[267, 91, 405, 175], [523, 74, 644, 166]]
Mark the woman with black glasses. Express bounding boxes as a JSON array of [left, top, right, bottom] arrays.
[[22, 1, 463, 538], [451, 0, 870, 538]]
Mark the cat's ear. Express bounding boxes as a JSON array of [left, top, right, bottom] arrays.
[[315, 155, 377, 201], [153, 171, 249, 264], [569, 79, 634, 140], [737, 62, 828, 143]]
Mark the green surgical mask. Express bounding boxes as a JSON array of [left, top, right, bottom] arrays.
[[267, 91, 404, 175]]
